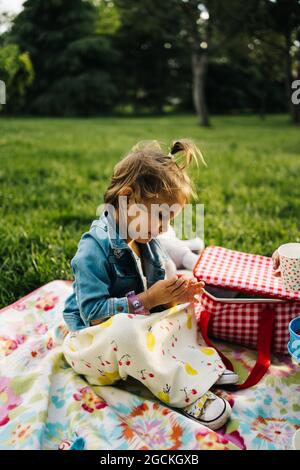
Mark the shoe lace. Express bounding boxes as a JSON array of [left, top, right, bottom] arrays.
[[198, 392, 217, 418]]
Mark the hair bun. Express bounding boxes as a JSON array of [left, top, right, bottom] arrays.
[[170, 141, 184, 155], [169, 139, 207, 169]]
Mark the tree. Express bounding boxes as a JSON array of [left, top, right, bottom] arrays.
[[115, 0, 261, 125], [180, 0, 264, 126], [114, 0, 191, 115], [0, 44, 33, 113], [11, 0, 121, 115], [1, 0, 290, 118], [248, 0, 300, 124]]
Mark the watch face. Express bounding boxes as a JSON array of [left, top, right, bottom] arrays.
[[132, 299, 141, 309]]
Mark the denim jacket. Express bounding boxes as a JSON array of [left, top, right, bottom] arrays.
[[63, 210, 168, 331]]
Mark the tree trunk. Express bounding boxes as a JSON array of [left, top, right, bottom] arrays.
[[191, 50, 210, 127], [284, 33, 299, 125], [284, 47, 292, 118], [292, 94, 300, 124]]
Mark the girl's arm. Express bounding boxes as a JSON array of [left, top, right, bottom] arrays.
[[72, 235, 134, 327], [90, 277, 191, 325], [90, 290, 155, 325]]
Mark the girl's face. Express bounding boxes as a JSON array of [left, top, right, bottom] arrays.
[[120, 193, 183, 244]]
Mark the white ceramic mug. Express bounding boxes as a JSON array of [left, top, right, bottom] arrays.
[[277, 243, 300, 292]]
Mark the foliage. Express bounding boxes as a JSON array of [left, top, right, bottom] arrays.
[[10, 0, 120, 115], [0, 0, 294, 116], [0, 43, 34, 112]]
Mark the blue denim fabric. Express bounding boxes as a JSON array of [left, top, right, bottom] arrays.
[[63, 210, 168, 331]]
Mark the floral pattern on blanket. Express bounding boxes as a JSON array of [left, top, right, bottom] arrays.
[[216, 345, 300, 450], [0, 280, 299, 450]]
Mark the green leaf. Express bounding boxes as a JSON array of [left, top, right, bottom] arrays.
[[226, 419, 240, 434], [66, 402, 81, 416], [26, 301, 37, 309], [283, 374, 300, 386], [8, 406, 28, 420], [10, 374, 39, 395], [38, 410, 47, 422], [24, 313, 36, 324], [29, 393, 44, 403]]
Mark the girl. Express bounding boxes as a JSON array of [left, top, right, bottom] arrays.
[[62, 139, 238, 430]]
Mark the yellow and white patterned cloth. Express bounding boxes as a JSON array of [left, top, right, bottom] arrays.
[[63, 302, 226, 408]]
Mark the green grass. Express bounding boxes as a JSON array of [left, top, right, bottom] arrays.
[[1, 114, 300, 308]]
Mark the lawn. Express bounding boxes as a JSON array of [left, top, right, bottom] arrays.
[[0, 114, 299, 308]]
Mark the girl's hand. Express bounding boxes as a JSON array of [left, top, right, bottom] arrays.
[[142, 276, 191, 309], [172, 278, 205, 303], [272, 250, 281, 277]]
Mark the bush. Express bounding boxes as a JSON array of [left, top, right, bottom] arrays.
[[0, 44, 34, 113]]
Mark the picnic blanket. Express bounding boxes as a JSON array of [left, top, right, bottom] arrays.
[[0, 280, 299, 450]]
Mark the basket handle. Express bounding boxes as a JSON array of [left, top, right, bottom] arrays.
[[199, 306, 276, 390]]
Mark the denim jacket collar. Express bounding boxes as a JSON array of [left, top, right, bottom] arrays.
[[91, 210, 154, 261], [92, 210, 165, 262], [95, 210, 128, 250]]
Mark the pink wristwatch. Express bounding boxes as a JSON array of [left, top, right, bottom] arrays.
[[126, 290, 150, 315]]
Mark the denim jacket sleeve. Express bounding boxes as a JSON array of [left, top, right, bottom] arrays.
[[71, 235, 129, 327]]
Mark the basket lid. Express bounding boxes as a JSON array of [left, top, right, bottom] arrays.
[[193, 246, 300, 301]]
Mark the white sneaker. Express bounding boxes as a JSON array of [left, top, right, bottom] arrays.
[[182, 391, 232, 430], [215, 369, 239, 386]]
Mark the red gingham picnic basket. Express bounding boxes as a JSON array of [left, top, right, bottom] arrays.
[[193, 246, 300, 389]]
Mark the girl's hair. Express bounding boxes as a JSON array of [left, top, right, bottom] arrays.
[[103, 139, 206, 207]]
